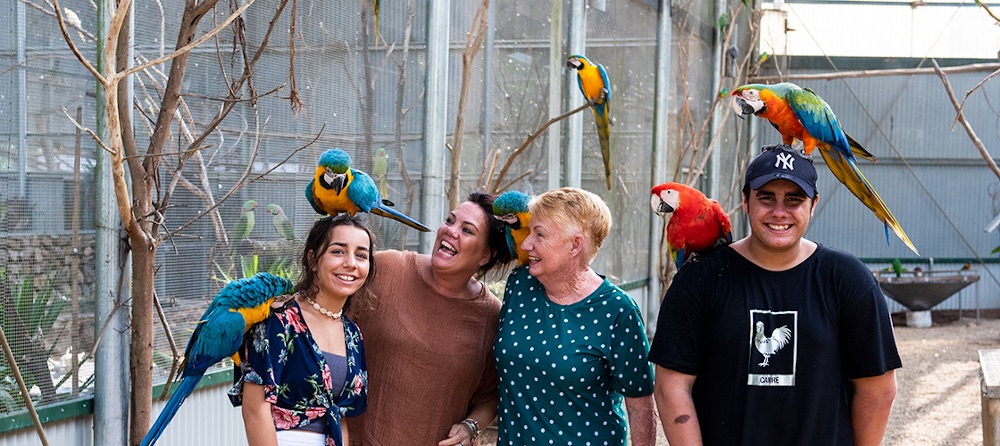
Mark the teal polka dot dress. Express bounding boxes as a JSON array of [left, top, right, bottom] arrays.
[[494, 266, 654, 445]]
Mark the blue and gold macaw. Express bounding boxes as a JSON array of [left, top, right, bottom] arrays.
[[305, 148, 431, 232], [140, 273, 294, 446], [493, 190, 531, 266], [731, 82, 918, 255], [567, 54, 613, 190]]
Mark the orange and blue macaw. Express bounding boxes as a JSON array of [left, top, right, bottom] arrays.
[[306, 148, 431, 232], [650, 182, 733, 269], [140, 273, 294, 446], [567, 54, 613, 190], [493, 190, 531, 266], [731, 82, 919, 255]]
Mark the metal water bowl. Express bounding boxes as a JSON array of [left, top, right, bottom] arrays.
[[874, 269, 980, 312]]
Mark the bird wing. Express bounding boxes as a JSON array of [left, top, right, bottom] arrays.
[[305, 179, 326, 215], [709, 199, 734, 244], [346, 168, 381, 212], [785, 86, 853, 157]]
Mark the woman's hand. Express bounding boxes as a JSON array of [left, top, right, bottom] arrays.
[[437, 420, 475, 446]]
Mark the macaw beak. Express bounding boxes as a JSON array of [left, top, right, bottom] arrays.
[[732, 97, 750, 118], [731, 94, 764, 118], [500, 214, 519, 227], [322, 169, 347, 194], [651, 194, 674, 216], [657, 201, 675, 215], [566, 59, 580, 70]]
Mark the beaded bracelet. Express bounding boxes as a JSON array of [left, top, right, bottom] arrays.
[[460, 418, 480, 441]]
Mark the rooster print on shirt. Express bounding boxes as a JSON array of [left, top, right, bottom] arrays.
[[747, 310, 797, 386]]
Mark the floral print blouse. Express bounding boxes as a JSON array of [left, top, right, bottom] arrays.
[[229, 296, 367, 446]]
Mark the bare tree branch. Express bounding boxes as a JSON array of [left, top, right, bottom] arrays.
[[931, 59, 1000, 181], [491, 102, 591, 194]]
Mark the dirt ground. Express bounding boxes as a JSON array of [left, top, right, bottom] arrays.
[[480, 309, 1000, 446]]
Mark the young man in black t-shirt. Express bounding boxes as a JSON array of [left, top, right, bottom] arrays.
[[649, 145, 901, 446]]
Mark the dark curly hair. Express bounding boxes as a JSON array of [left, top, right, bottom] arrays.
[[465, 191, 516, 277], [295, 214, 378, 313]]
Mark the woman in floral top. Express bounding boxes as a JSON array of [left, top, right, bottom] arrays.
[[230, 214, 376, 446]]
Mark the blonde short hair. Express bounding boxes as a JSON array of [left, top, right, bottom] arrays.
[[529, 187, 612, 262]]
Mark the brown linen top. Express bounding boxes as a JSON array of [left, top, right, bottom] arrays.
[[347, 250, 501, 445]]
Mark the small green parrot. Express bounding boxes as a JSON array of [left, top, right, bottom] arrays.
[[265, 204, 296, 241], [231, 199, 257, 256], [373, 147, 389, 197], [891, 258, 903, 278], [718, 12, 730, 34]]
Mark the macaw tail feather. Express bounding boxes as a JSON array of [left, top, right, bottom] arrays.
[[371, 206, 432, 232], [140, 375, 202, 446], [591, 108, 612, 190], [817, 147, 919, 256], [845, 132, 876, 163]]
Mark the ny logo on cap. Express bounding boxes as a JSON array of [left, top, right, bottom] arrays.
[[775, 152, 795, 170]]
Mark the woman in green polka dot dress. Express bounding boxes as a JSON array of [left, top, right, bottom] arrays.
[[494, 187, 657, 446]]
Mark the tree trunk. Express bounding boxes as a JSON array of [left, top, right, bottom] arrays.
[[128, 231, 156, 446]]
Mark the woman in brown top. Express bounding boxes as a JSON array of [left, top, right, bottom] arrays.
[[347, 192, 514, 446]]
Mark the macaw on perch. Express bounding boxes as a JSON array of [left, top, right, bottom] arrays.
[[650, 182, 733, 269], [306, 148, 431, 232], [492, 190, 532, 266], [140, 272, 294, 446], [567, 54, 613, 190], [731, 82, 918, 255]]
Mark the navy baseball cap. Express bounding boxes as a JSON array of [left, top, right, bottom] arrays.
[[743, 144, 818, 198]]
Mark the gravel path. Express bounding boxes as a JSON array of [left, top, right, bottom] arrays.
[[883, 311, 999, 445], [481, 310, 1000, 445]]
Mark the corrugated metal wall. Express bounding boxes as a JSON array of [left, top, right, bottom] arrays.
[[751, 57, 1000, 311]]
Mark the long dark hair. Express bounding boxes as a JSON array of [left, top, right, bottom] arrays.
[[465, 191, 515, 277], [295, 214, 378, 312]]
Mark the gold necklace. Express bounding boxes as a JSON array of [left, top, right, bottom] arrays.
[[306, 296, 343, 319]]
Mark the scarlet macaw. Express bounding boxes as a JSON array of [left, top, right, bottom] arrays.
[[305, 148, 431, 232], [650, 182, 733, 269], [265, 203, 296, 241], [493, 190, 531, 266], [231, 199, 257, 256], [566, 54, 613, 190], [731, 82, 918, 255], [140, 272, 294, 446]]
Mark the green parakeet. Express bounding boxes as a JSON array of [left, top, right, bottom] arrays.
[[373, 147, 389, 197], [266, 203, 296, 241], [231, 199, 257, 256], [891, 258, 903, 278]]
